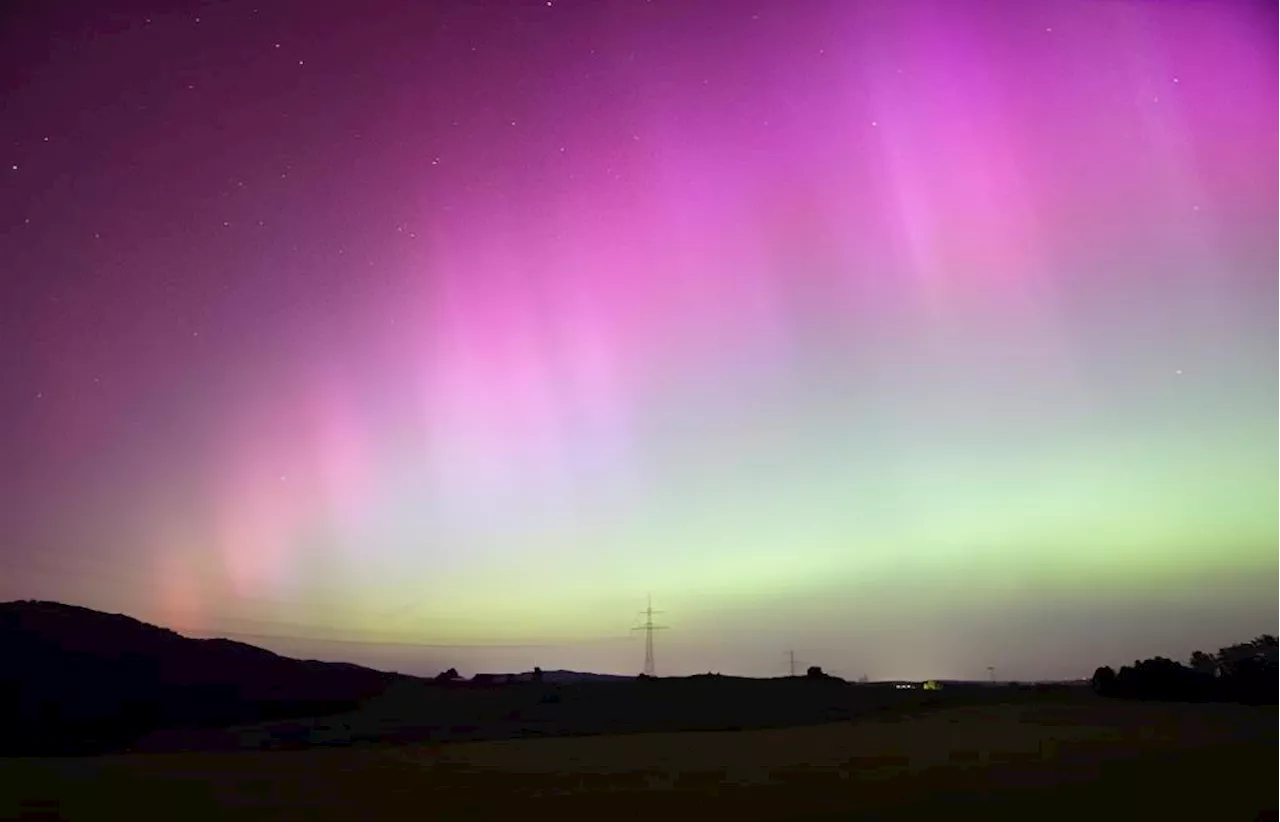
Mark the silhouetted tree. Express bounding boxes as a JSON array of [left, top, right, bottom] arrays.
[[435, 667, 460, 682], [1100, 652, 1218, 696], [1217, 635, 1278, 677], [1118, 656, 1210, 701], [1094, 636, 1276, 704], [805, 665, 825, 679], [1188, 651, 1216, 677], [1213, 635, 1277, 703]]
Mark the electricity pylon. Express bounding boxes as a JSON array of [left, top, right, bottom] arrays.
[[632, 594, 667, 676]]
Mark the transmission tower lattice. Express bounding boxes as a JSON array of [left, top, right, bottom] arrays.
[[633, 595, 667, 676]]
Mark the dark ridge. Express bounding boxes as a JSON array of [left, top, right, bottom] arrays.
[[0, 600, 412, 756]]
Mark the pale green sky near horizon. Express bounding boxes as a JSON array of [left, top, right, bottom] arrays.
[[2, 0, 1275, 683]]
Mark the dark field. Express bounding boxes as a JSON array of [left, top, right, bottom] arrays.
[[1, 689, 1274, 821], [129, 679, 1097, 752]]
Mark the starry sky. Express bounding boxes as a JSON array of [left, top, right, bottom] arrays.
[[1, 0, 1276, 681]]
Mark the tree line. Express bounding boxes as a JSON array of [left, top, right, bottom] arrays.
[[1091, 634, 1277, 704]]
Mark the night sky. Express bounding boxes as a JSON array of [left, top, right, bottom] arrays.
[[1, 0, 1275, 681]]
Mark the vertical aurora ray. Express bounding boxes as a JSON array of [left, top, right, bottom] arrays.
[[0, 0, 1273, 679]]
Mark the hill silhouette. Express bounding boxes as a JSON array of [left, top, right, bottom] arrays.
[[0, 600, 408, 755], [0, 601, 1063, 757], [466, 669, 635, 684]]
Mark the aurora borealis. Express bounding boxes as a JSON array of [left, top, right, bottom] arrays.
[[1, 0, 1275, 681]]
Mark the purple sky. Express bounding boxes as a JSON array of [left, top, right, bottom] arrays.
[[1, 0, 1275, 680]]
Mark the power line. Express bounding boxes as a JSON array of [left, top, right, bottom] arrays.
[[632, 594, 667, 676], [180, 627, 562, 651], [1, 557, 636, 649]]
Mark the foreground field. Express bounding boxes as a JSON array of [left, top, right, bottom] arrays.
[[1, 699, 1274, 821]]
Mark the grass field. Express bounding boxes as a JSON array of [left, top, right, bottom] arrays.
[[1, 698, 1274, 821]]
